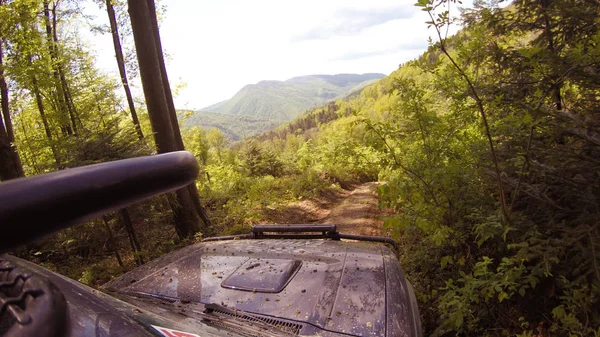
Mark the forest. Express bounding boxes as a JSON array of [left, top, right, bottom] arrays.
[[0, 0, 599, 336]]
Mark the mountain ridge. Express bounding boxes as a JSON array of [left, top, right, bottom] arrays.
[[201, 73, 385, 121]]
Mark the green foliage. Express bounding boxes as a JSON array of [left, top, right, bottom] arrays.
[[179, 110, 280, 141], [78, 258, 121, 286], [372, 0, 600, 336], [240, 140, 283, 177]]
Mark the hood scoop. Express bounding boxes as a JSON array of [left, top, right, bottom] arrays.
[[221, 258, 302, 293]]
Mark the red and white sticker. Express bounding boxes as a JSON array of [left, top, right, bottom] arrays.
[[151, 325, 201, 337]]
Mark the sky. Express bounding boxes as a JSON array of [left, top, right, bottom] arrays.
[[82, 0, 464, 110]]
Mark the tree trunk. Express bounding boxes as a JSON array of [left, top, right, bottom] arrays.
[[52, 4, 78, 135], [187, 184, 212, 232], [106, 0, 144, 140], [146, 0, 212, 230], [0, 111, 22, 182], [0, 39, 24, 181], [127, 1, 174, 152], [43, 2, 69, 133], [119, 209, 144, 265], [128, 0, 208, 238], [102, 215, 124, 268], [0, 54, 14, 143], [31, 72, 61, 166], [539, 0, 562, 111], [145, 0, 183, 149], [43, 1, 77, 135]]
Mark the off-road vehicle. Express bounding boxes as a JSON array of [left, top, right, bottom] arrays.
[[0, 152, 421, 337]]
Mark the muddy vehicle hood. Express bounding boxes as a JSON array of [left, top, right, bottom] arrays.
[[102, 239, 419, 336]]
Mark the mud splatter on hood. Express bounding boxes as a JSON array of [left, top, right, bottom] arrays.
[[103, 239, 418, 336]]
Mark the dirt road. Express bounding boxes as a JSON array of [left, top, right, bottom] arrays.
[[321, 182, 383, 236], [267, 182, 385, 236]]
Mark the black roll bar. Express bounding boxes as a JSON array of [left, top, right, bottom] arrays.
[[0, 151, 199, 252]]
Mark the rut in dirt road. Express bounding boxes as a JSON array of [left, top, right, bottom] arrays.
[[322, 182, 384, 236]]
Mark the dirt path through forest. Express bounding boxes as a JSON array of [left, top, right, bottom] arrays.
[[321, 182, 384, 236], [267, 182, 385, 236]]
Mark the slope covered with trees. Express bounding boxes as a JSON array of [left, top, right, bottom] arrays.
[[201, 73, 385, 121], [178, 110, 280, 141]]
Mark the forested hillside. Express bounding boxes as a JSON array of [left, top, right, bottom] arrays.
[[178, 110, 280, 141], [200, 73, 385, 121], [0, 0, 598, 336], [178, 73, 385, 140]]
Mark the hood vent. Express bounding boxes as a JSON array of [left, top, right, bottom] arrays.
[[221, 259, 302, 293], [210, 308, 303, 335]]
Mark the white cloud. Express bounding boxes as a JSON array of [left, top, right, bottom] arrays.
[[292, 4, 415, 41], [82, 0, 452, 110]]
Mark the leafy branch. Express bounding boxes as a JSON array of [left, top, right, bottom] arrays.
[[417, 0, 509, 221], [362, 118, 441, 207]]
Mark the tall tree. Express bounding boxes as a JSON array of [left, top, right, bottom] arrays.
[[105, 0, 143, 139], [102, 215, 124, 268], [127, 0, 211, 237], [30, 70, 62, 166], [145, 0, 212, 229], [51, 2, 78, 133], [119, 208, 144, 265], [42, 0, 76, 135], [16, 3, 63, 167], [0, 36, 24, 181]]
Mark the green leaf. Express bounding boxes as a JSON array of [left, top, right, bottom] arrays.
[[455, 315, 464, 328], [441, 255, 454, 269], [383, 217, 401, 230], [498, 292, 509, 302], [551, 306, 566, 319], [518, 286, 527, 297]]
